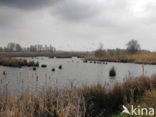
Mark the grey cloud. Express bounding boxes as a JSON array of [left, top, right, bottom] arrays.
[[0, 0, 61, 29], [0, 0, 156, 51], [0, 0, 60, 10], [53, 0, 100, 21], [0, 7, 22, 29]]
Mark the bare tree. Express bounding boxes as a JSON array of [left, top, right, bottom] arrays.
[[95, 43, 106, 57], [30, 45, 37, 52], [126, 39, 140, 54], [7, 43, 16, 51], [0, 47, 3, 52], [1, 42, 56, 52], [15, 44, 22, 51], [7, 43, 22, 51]]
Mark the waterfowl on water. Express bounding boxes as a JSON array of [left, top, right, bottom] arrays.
[[41, 64, 47, 68]]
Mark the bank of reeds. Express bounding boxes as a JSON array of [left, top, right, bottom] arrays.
[[0, 52, 86, 58], [1, 51, 156, 65], [0, 76, 156, 117], [0, 57, 39, 67], [86, 52, 156, 65]]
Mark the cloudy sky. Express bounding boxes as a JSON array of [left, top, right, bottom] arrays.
[[0, 0, 156, 51]]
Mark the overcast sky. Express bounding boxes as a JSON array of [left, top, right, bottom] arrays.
[[0, 0, 156, 51]]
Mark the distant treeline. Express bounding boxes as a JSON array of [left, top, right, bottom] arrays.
[[95, 39, 151, 57], [0, 42, 56, 52]]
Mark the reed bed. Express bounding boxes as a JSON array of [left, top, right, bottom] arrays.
[[0, 52, 86, 58], [0, 75, 156, 117], [0, 89, 86, 117], [1, 51, 156, 64], [0, 57, 39, 67], [86, 52, 156, 65]]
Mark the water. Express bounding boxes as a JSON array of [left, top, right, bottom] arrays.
[[0, 57, 156, 95]]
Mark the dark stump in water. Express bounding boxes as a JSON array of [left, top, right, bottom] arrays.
[[41, 64, 47, 68], [58, 65, 62, 69], [52, 68, 55, 72], [109, 67, 116, 77], [33, 67, 36, 71]]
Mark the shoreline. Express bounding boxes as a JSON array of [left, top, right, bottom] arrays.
[[0, 52, 156, 67], [85, 58, 156, 65]]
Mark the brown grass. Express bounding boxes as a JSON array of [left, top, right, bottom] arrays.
[[78, 76, 156, 117], [0, 89, 86, 117], [86, 52, 156, 65], [0, 52, 87, 58], [0, 76, 156, 117], [0, 57, 39, 67]]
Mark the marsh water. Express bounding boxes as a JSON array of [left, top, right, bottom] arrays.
[[0, 57, 156, 95]]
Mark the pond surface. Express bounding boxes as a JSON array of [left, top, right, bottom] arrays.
[[0, 57, 156, 95]]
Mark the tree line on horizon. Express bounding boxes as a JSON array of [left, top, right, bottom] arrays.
[[0, 40, 152, 55], [95, 39, 151, 57], [0, 42, 56, 52]]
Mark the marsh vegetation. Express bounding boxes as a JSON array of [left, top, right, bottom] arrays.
[[0, 74, 155, 117], [87, 40, 156, 65], [0, 41, 156, 117], [0, 57, 39, 67]]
